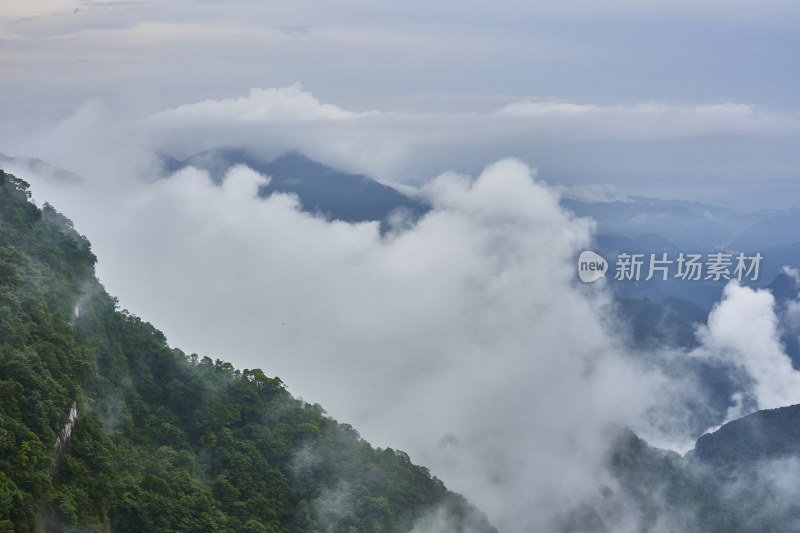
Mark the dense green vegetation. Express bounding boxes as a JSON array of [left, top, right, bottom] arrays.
[[0, 169, 495, 532]]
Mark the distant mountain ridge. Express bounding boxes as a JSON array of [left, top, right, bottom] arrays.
[[562, 196, 780, 251], [160, 149, 429, 225], [0, 152, 83, 185], [568, 195, 800, 311], [691, 404, 800, 467]]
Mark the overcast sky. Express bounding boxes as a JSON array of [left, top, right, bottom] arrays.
[[2, 0, 800, 208]]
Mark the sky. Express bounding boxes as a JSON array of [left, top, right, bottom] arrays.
[[2, 0, 800, 208], [4, 2, 800, 530]]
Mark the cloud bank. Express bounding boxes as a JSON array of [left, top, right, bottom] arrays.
[[153, 84, 370, 123], [6, 84, 800, 210], [137, 86, 800, 208]]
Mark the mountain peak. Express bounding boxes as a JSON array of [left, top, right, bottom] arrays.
[[163, 148, 430, 224]]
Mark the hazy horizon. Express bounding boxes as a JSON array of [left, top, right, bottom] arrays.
[[2, 1, 800, 210]]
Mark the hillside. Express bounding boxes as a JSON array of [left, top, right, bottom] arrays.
[[566, 413, 800, 533], [691, 404, 800, 468], [686, 405, 800, 533], [0, 169, 495, 532], [586, 407, 800, 533]]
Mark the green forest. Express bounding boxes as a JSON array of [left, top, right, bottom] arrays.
[[0, 169, 496, 532]]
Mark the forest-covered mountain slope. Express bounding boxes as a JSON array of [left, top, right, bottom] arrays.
[[0, 169, 495, 532]]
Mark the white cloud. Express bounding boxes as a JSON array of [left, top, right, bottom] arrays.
[[693, 282, 800, 412], [719, 457, 800, 531], [783, 266, 800, 286], [497, 100, 798, 140], [129, 86, 800, 188], [3, 0, 800, 131], [551, 183, 625, 203], [151, 84, 369, 123], [0, 0, 78, 25]]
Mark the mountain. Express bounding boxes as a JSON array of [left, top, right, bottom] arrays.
[[687, 405, 800, 533], [161, 149, 430, 226], [600, 426, 742, 533], [545, 424, 741, 533], [563, 195, 796, 252], [615, 297, 703, 350], [0, 169, 494, 532], [691, 404, 800, 467], [567, 195, 800, 311], [767, 272, 800, 369], [568, 406, 800, 533], [726, 209, 800, 251], [590, 232, 730, 310], [0, 152, 82, 186], [561, 197, 750, 250]]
